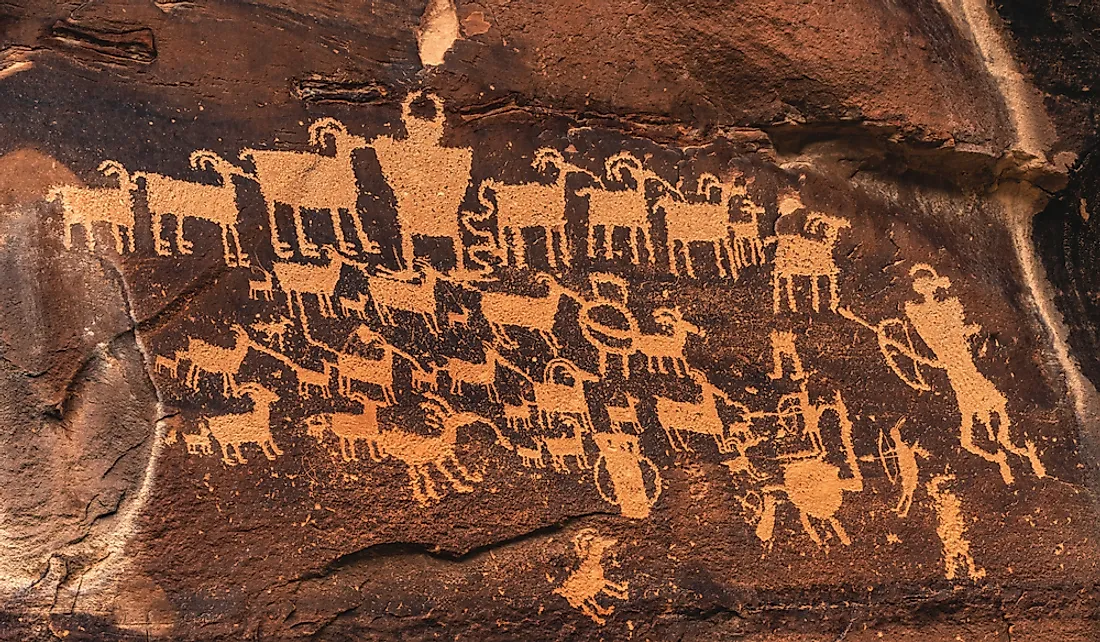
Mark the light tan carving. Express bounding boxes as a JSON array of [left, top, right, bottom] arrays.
[[242, 118, 374, 258], [577, 273, 639, 377], [656, 369, 736, 453], [633, 307, 701, 376], [768, 329, 806, 381], [291, 360, 333, 399], [730, 197, 767, 270], [658, 173, 736, 278], [153, 354, 179, 378], [478, 273, 571, 350], [770, 191, 850, 313], [368, 92, 472, 269], [339, 292, 370, 319], [927, 474, 985, 581], [441, 345, 522, 402], [503, 401, 535, 431], [605, 394, 641, 431], [332, 327, 423, 403], [306, 393, 384, 461], [175, 325, 251, 395], [272, 249, 353, 319], [577, 152, 671, 264], [515, 442, 546, 469], [365, 262, 442, 334], [537, 416, 590, 472], [196, 383, 284, 465], [471, 148, 579, 269], [138, 150, 251, 266], [533, 358, 599, 431], [875, 418, 929, 518], [554, 530, 628, 625], [182, 430, 214, 456], [593, 431, 661, 519], [48, 160, 136, 254], [252, 317, 292, 351], [248, 267, 275, 301]]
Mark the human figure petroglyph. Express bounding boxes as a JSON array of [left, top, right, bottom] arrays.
[[242, 118, 375, 258], [658, 173, 737, 279], [471, 147, 582, 269], [927, 474, 985, 581], [248, 267, 275, 301], [272, 249, 354, 319], [477, 272, 571, 351], [841, 264, 1045, 484], [874, 418, 929, 518], [533, 358, 599, 431], [197, 383, 284, 465], [768, 329, 806, 381], [754, 390, 862, 547], [578, 152, 672, 264], [655, 369, 737, 453], [138, 150, 252, 266], [365, 261, 443, 335], [633, 307, 702, 376], [770, 191, 850, 313], [306, 393, 384, 461], [554, 530, 628, 625], [369, 92, 472, 269], [176, 325, 252, 395], [49, 160, 136, 254], [593, 430, 661, 519], [577, 273, 639, 377]]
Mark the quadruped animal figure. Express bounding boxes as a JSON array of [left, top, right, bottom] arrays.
[[196, 383, 284, 465], [554, 530, 629, 625], [657, 173, 738, 279], [175, 325, 253, 395], [49, 160, 136, 254], [364, 261, 443, 335], [477, 272, 572, 351], [139, 150, 252, 266], [655, 368, 737, 453], [532, 358, 599, 432], [471, 147, 582, 269], [306, 393, 384, 461], [242, 118, 375, 258], [578, 152, 672, 265], [770, 191, 850, 314], [633, 307, 702, 376]]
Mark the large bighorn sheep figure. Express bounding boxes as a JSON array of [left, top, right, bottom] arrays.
[[138, 150, 252, 266], [49, 160, 137, 254], [577, 152, 673, 265], [656, 173, 737, 279], [770, 192, 850, 313], [368, 92, 472, 270], [242, 118, 374, 258], [470, 147, 583, 269]]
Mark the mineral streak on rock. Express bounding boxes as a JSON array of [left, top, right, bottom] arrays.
[[0, 1, 1099, 640]]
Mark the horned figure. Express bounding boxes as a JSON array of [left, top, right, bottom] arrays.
[[364, 260, 443, 335], [577, 152, 672, 265], [656, 173, 737, 279], [554, 530, 628, 625], [730, 195, 767, 270], [532, 358, 599, 431], [368, 92, 472, 270], [49, 160, 137, 254], [138, 150, 252, 266], [242, 118, 374, 258], [306, 393, 384, 461], [655, 368, 736, 453], [177, 325, 252, 395], [197, 383, 283, 465], [633, 307, 702, 376], [470, 147, 582, 269], [477, 272, 573, 351], [770, 191, 850, 313]]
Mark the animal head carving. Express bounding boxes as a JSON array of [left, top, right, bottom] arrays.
[[909, 263, 952, 299]]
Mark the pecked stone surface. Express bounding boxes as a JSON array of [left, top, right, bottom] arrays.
[[0, 1, 1098, 640]]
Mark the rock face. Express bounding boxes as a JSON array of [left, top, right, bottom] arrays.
[[0, 1, 1098, 640]]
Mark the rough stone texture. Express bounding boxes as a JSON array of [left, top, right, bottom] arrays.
[[0, 1, 1098, 640]]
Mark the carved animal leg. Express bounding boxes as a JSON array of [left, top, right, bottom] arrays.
[[64, 222, 75, 250], [829, 517, 851, 545], [262, 439, 280, 460], [580, 602, 606, 626], [896, 491, 913, 518], [408, 468, 430, 504], [772, 274, 781, 313], [800, 511, 823, 546], [785, 277, 797, 312], [267, 202, 293, 258], [339, 437, 352, 461], [557, 225, 572, 268], [347, 208, 373, 254], [811, 276, 821, 312], [436, 459, 475, 493], [125, 225, 135, 253], [329, 208, 356, 255], [228, 225, 249, 267], [828, 275, 839, 312], [587, 227, 598, 259], [220, 442, 237, 465], [292, 207, 321, 257], [604, 580, 629, 599], [218, 225, 236, 266]]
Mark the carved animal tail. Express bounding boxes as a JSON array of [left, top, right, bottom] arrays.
[[477, 180, 498, 218]]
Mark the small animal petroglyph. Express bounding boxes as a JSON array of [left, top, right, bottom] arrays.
[[176, 325, 252, 395], [49, 160, 136, 254], [154, 354, 179, 378], [138, 150, 252, 266], [242, 118, 374, 258], [306, 394, 384, 461], [656, 369, 737, 453], [554, 530, 628, 625], [477, 273, 571, 350], [537, 416, 589, 473], [339, 292, 370, 319], [770, 191, 850, 313], [532, 359, 598, 431], [605, 394, 641, 432], [365, 262, 442, 335], [248, 267, 275, 301], [196, 383, 284, 465], [273, 249, 354, 319], [633, 307, 701, 376], [182, 430, 214, 456], [252, 317, 293, 351], [927, 474, 985, 581], [767, 329, 805, 381]]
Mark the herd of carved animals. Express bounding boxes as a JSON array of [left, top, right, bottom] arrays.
[[55, 92, 1046, 549]]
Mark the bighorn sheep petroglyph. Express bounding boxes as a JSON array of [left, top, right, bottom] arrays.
[[138, 150, 252, 266], [49, 160, 137, 254], [730, 197, 767, 270], [633, 307, 702, 376], [578, 152, 672, 265], [242, 118, 375, 258], [657, 173, 736, 279], [198, 383, 284, 465], [471, 147, 581, 269], [272, 249, 355, 319], [537, 416, 589, 472], [306, 394, 384, 461], [177, 325, 252, 395], [477, 273, 572, 350], [770, 192, 850, 313], [532, 358, 598, 431], [364, 261, 442, 334]]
